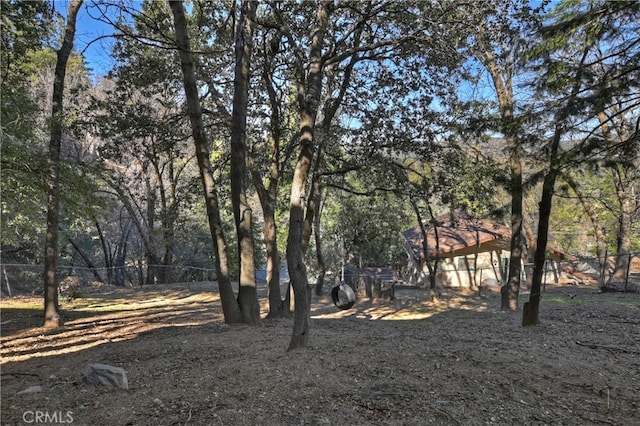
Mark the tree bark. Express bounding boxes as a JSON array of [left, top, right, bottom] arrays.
[[302, 47, 360, 263], [67, 235, 103, 282], [313, 193, 327, 297], [301, 142, 325, 255], [524, 42, 590, 325], [42, 0, 83, 328], [609, 162, 636, 283], [597, 111, 638, 283], [503, 131, 524, 311], [250, 162, 284, 317], [113, 229, 128, 287], [169, 0, 241, 323], [230, 0, 260, 325], [494, 86, 523, 311], [523, 130, 560, 326], [96, 221, 113, 284], [480, 42, 523, 311], [251, 32, 284, 318], [409, 199, 439, 296], [286, 0, 331, 351]]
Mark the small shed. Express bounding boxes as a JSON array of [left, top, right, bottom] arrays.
[[401, 210, 511, 288], [401, 210, 576, 288]]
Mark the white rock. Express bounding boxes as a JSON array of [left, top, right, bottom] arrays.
[[17, 385, 43, 395]]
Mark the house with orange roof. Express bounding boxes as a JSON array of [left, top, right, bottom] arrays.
[[401, 210, 574, 288]]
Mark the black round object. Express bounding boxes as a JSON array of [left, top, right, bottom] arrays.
[[331, 282, 356, 310]]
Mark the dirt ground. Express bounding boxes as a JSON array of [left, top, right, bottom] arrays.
[[1, 281, 639, 426]]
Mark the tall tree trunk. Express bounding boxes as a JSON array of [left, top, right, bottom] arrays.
[[286, 1, 331, 351], [301, 142, 325, 255], [264, 203, 284, 314], [597, 111, 638, 283], [409, 199, 439, 297], [169, 0, 241, 323], [480, 43, 523, 311], [251, 32, 284, 318], [301, 136, 327, 298], [249, 159, 284, 317], [609, 165, 635, 283], [313, 194, 327, 297], [503, 135, 524, 311], [42, 0, 83, 328], [524, 44, 589, 326], [153, 158, 177, 284], [426, 206, 441, 296], [286, 108, 316, 351], [251, 34, 290, 318], [230, 0, 260, 325], [523, 126, 561, 326], [144, 162, 159, 284], [302, 49, 360, 269]]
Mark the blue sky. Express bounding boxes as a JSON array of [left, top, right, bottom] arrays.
[[56, 0, 128, 79]]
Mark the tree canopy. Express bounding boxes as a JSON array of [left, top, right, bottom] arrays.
[[1, 0, 638, 343]]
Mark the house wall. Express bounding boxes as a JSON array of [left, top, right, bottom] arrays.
[[434, 252, 506, 288], [404, 246, 567, 289], [404, 251, 507, 288]]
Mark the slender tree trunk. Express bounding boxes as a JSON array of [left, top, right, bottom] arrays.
[[286, 1, 331, 351], [143, 162, 159, 284], [286, 109, 316, 351], [503, 136, 524, 311], [96, 221, 113, 283], [230, 0, 260, 324], [302, 137, 327, 298], [610, 168, 634, 283], [251, 32, 284, 318], [428, 207, 441, 294], [523, 221, 536, 262], [264, 206, 284, 315], [169, 0, 241, 323], [302, 142, 325, 255], [597, 111, 638, 283], [250, 159, 284, 317], [301, 50, 360, 267], [523, 128, 560, 326], [42, 0, 83, 328], [313, 194, 327, 296], [409, 199, 439, 296], [113, 232, 128, 287], [480, 45, 523, 311], [153, 159, 177, 284], [523, 40, 587, 324], [67, 235, 103, 282]]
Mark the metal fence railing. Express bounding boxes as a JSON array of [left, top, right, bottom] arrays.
[[573, 252, 640, 292], [0, 264, 218, 297], [1, 252, 637, 297]]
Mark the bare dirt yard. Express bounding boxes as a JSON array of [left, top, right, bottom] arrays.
[[1, 281, 639, 425]]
